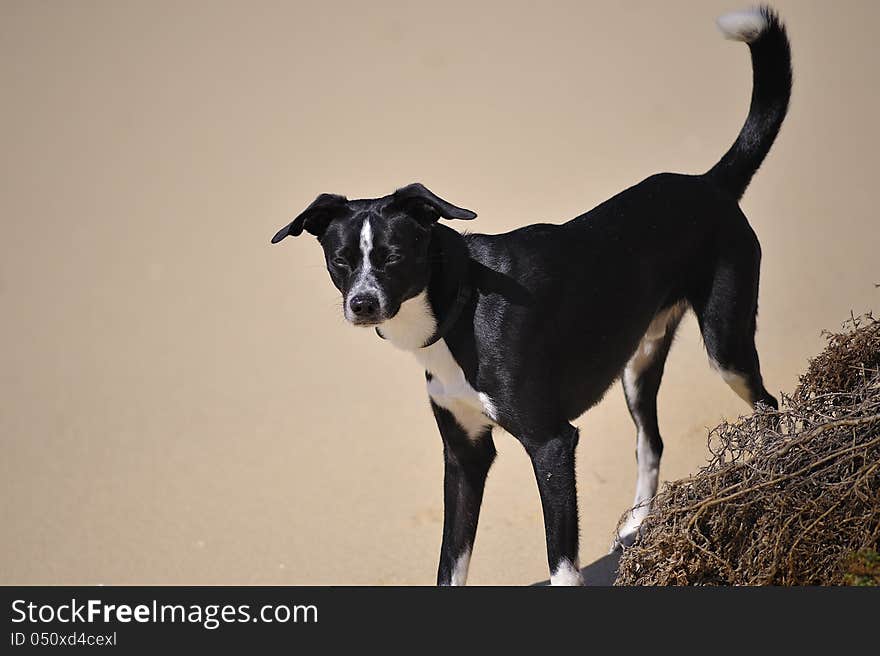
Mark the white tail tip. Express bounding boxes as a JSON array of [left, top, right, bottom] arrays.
[[717, 8, 768, 43]]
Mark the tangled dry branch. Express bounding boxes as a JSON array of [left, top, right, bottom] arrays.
[[615, 313, 880, 585]]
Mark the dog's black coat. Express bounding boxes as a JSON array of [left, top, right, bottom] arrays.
[[272, 7, 791, 584]]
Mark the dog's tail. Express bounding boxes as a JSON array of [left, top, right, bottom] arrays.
[[705, 6, 792, 200]]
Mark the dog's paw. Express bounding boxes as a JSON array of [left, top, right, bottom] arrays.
[[609, 529, 638, 554]]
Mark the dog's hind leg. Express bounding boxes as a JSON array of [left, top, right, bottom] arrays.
[[693, 230, 778, 411], [614, 303, 685, 550], [431, 401, 495, 586]]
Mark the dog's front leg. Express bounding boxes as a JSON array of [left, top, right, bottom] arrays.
[[431, 401, 495, 586], [521, 424, 584, 586]]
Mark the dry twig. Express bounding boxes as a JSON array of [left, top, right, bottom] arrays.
[[615, 314, 880, 585]]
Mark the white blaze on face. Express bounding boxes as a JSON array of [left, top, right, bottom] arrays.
[[359, 215, 373, 270], [344, 216, 385, 322]]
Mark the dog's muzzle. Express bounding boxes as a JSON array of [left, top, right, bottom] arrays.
[[347, 293, 381, 325]]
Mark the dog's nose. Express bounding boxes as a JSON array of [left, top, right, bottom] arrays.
[[349, 294, 380, 320]]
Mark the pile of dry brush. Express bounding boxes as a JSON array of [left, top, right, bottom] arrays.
[[616, 313, 880, 585]]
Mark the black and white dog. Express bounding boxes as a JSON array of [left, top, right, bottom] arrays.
[[272, 7, 791, 585]]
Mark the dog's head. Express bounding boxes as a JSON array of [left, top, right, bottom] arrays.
[[271, 183, 476, 326]]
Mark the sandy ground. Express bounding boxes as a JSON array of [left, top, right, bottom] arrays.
[[1, 1, 877, 585]]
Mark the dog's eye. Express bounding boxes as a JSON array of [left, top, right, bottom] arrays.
[[332, 256, 350, 269], [385, 253, 402, 266]]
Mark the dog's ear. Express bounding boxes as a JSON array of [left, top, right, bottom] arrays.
[[392, 183, 477, 225], [271, 193, 349, 243]]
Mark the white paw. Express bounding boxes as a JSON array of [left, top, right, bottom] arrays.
[[550, 558, 584, 586]]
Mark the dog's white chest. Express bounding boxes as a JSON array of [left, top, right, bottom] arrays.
[[417, 341, 485, 405], [416, 341, 495, 438], [379, 292, 495, 438]]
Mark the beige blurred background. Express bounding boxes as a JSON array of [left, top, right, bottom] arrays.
[[1, 0, 877, 585]]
